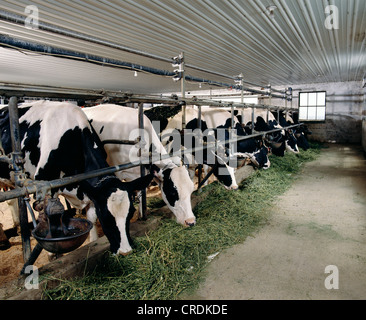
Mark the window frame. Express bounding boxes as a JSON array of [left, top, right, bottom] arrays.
[[298, 91, 327, 122]]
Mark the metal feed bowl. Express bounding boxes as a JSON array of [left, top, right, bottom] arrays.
[[32, 218, 93, 254]]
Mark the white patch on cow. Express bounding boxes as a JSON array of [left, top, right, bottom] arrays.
[[86, 205, 98, 242], [224, 165, 238, 190], [107, 190, 132, 255], [169, 166, 195, 226]]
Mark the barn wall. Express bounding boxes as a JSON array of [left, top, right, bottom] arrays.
[[268, 81, 364, 144]]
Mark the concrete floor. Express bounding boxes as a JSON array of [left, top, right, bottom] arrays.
[[182, 144, 366, 300]]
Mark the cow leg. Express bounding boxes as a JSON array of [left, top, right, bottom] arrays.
[[86, 205, 98, 243]]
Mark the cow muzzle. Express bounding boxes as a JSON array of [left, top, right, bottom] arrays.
[[184, 217, 196, 227], [225, 184, 239, 191]]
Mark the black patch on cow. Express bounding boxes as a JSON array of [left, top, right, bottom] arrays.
[[144, 105, 183, 133], [21, 120, 41, 167], [161, 168, 179, 207], [185, 118, 208, 132]]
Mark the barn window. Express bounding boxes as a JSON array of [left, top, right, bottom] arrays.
[[298, 91, 326, 121]]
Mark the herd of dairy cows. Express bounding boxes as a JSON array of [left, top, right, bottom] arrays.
[[0, 101, 310, 255]]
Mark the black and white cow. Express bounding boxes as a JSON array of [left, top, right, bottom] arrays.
[[0, 101, 154, 255], [83, 104, 196, 227], [237, 108, 299, 156], [200, 107, 270, 169], [277, 111, 311, 151], [145, 106, 239, 190]]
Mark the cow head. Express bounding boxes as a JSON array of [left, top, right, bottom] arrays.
[[85, 173, 154, 255], [250, 146, 271, 169], [208, 152, 238, 190], [285, 130, 300, 153], [151, 164, 196, 227]]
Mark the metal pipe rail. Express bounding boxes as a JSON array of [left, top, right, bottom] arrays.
[[0, 123, 302, 203], [0, 83, 297, 112]]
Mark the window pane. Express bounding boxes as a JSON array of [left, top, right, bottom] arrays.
[[299, 93, 308, 107], [317, 92, 326, 106], [299, 107, 307, 120], [308, 107, 317, 120], [308, 93, 317, 106], [316, 107, 326, 120]]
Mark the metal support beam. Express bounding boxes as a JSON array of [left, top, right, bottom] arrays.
[[138, 103, 147, 220], [8, 96, 31, 262]]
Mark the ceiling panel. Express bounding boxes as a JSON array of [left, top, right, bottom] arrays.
[[0, 0, 365, 94]]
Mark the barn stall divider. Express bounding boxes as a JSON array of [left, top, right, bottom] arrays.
[[0, 86, 302, 277]]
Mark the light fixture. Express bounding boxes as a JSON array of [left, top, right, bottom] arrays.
[[266, 5, 277, 20], [134, 71, 138, 77]]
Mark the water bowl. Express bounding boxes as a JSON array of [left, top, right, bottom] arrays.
[[32, 218, 93, 254]]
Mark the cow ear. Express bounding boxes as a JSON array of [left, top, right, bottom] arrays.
[[125, 173, 154, 191], [149, 164, 163, 183]]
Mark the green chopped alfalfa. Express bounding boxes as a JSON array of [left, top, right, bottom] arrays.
[[44, 144, 321, 300]]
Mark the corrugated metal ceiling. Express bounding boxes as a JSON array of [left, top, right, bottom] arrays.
[[0, 0, 365, 94]]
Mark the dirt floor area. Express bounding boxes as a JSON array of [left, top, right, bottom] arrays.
[[182, 144, 366, 300]]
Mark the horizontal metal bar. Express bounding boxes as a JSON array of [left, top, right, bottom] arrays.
[[102, 139, 138, 146], [0, 83, 298, 111]]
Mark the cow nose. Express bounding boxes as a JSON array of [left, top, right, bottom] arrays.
[[230, 185, 239, 191], [185, 218, 196, 227]]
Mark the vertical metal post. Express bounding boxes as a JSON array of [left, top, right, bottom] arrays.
[[197, 105, 202, 191], [251, 107, 255, 133], [180, 52, 186, 130], [267, 83, 271, 122], [138, 103, 147, 220], [230, 104, 235, 128], [289, 87, 293, 110], [285, 87, 288, 110], [240, 74, 244, 126], [8, 96, 31, 262]]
